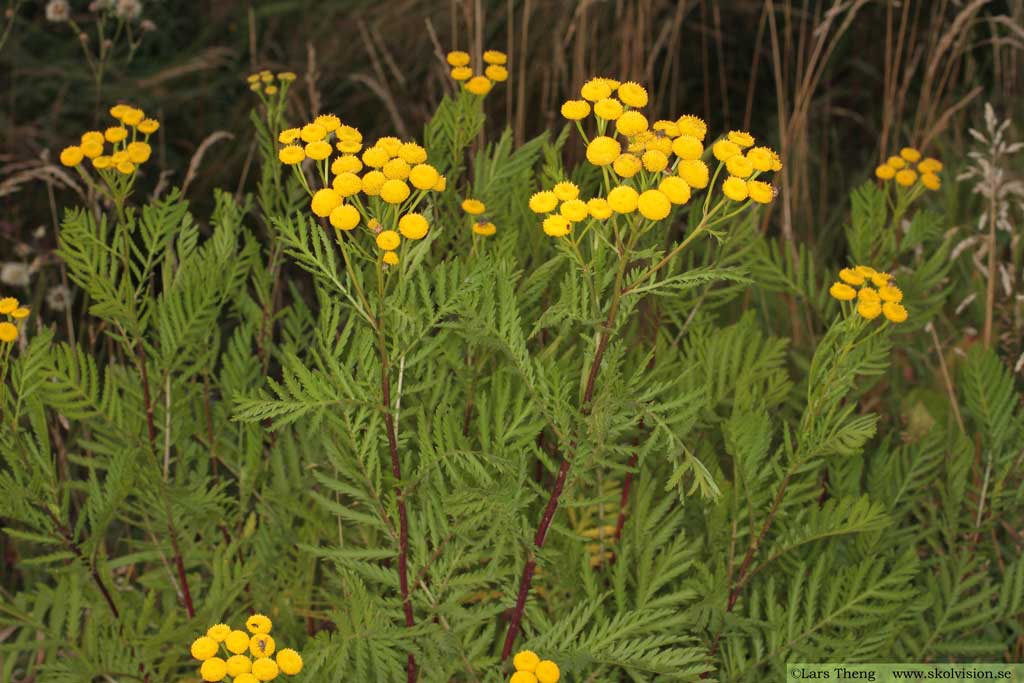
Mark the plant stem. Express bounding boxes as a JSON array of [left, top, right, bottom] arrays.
[[982, 189, 998, 349], [45, 508, 120, 620]]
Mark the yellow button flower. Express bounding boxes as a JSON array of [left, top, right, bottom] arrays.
[[593, 97, 623, 120], [398, 142, 427, 164], [529, 191, 558, 213], [251, 657, 279, 682], [200, 658, 228, 682], [747, 180, 774, 204], [615, 111, 649, 136], [607, 185, 639, 213], [875, 164, 895, 180], [305, 140, 332, 161], [450, 66, 473, 81], [104, 126, 128, 143], [300, 123, 327, 143], [878, 285, 903, 303], [883, 302, 908, 323], [899, 147, 921, 162], [332, 155, 363, 174], [329, 204, 360, 231], [362, 146, 389, 168], [637, 189, 671, 220], [311, 188, 342, 217], [226, 655, 253, 676], [361, 170, 387, 195], [109, 104, 129, 119], [552, 182, 579, 201], [586, 136, 620, 166], [249, 634, 275, 657], [617, 81, 648, 108], [276, 648, 303, 675], [0, 322, 17, 343], [746, 146, 774, 172], [676, 114, 707, 140], [559, 199, 589, 222], [858, 287, 880, 303], [587, 197, 612, 219], [722, 176, 748, 202], [0, 299, 18, 316], [536, 660, 561, 683], [137, 119, 160, 135], [857, 299, 882, 320], [60, 146, 84, 167], [278, 145, 305, 165], [659, 176, 691, 205], [829, 282, 856, 301], [81, 140, 104, 158], [894, 169, 917, 187], [472, 220, 496, 236], [92, 156, 113, 170], [671, 135, 703, 160], [726, 154, 754, 178], [485, 65, 508, 81], [332, 172, 362, 197], [561, 99, 591, 121], [462, 198, 486, 215], [921, 173, 940, 191], [580, 78, 612, 102], [11, 307, 29, 320], [465, 76, 493, 95], [127, 141, 152, 164], [713, 139, 741, 162], [653, 120, 680, 137], [446, 50, 470, 67], [855, 265, 877, 277], [398, 213, 429, 239], [314, 114, 341, 132], [483, 49, 507, 65], [542, 215, 571, 237], [918, 157, 943, 173], [886, 155, 906, 169], [81, 131, 104, 146], [432, 175, 446, 191], [191, 636, 219, 660], [511, 672, 538, 683], [115, 160, 136, 175], [380, 179, 411, 204], [409, 163, 439, 190], [613, 153, 642, 178], [642, 149, 669, 172], [377, 136, 401, 157], [727, 130, 755, 148], [838, 268, 864, 285], [376, 230, 401, 250], [121, 108, 144, 126], [383, 251, 399, 265], [677, 159, 709, 188]]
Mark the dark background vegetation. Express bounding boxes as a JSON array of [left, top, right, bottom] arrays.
[[0, 0, 1021, 299]]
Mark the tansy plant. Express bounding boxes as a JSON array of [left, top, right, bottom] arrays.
[[446, 48, 509, 97], [501, 75, 781, 658]]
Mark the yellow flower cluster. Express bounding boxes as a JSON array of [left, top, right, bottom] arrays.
[[544, 77, 780, 238], [59, 104, 158, 176], [874, 147, 942, 191], [446, 49, 508, 96], [278, 114, 446, 265], [828, 265, 908, 323], [460, 199, 497, 236], [190, 615, 303, 683], [0, 296, 29, 344], [528, 181, 616, 237], [510, 650, 560, 683], [246, 69, 297, 97]]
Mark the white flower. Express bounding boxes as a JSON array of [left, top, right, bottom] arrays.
[[114, 0, 142, 20], [45, 0, 70, 22], [0, 262, 30, 288], [46, 285, 72, 312]]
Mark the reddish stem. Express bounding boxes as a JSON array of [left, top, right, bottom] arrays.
[[381, 360, 416, 683], [614, 453, 640, 541], [501, 332, 611, 660]]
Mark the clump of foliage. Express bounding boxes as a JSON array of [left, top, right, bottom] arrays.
[[0, 43, 1022, 683]]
